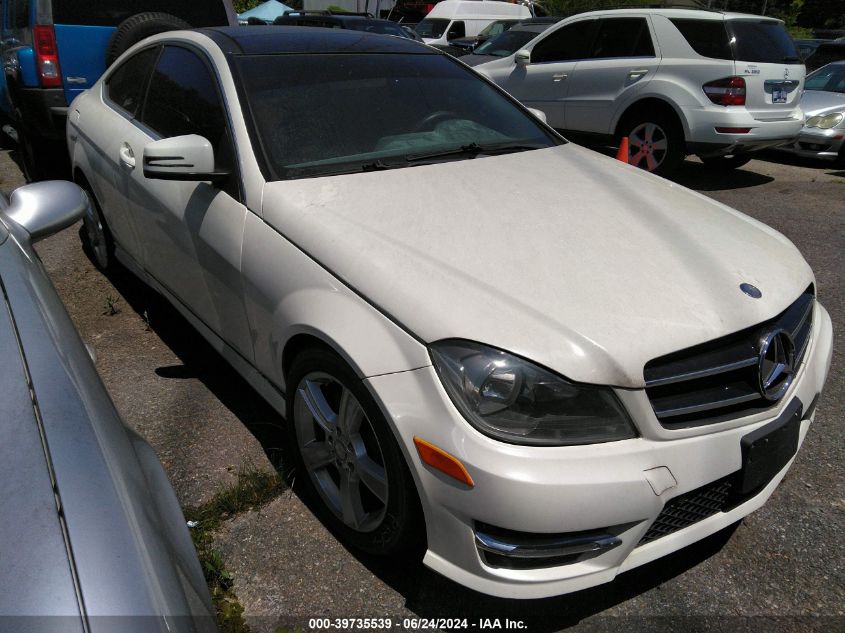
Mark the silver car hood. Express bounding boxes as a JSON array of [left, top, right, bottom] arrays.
[[262, 144, 813, 387], [801, 89, 845, 116]]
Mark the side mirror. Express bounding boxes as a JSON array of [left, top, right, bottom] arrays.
[[515, 49, 531, 66], [143, 135, 230, 183], [447, 30, 461, 40], [526, 107, 547, 124], [3, 181, 89, 243]]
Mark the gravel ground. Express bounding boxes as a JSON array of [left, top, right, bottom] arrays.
[[2, 147, 842, 633]]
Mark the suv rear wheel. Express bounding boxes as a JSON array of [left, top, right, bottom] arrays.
[[618, 111, 685, 176]]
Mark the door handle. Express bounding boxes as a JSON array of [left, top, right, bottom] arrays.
[[553, 73, 568, 82], [628, 69, 649, 76], [119, 143, 135, 168]]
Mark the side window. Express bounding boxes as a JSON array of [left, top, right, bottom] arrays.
[[531, 20, 597, 64], [447, 21, 465, 39], [105, 48, 159, 117], [670, 18, 731, 60], [589, 18, 654, 59], [140, 45, 238, 196], [141, 46, 228, 157]]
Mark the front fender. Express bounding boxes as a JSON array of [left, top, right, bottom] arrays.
[[242, 211, 431, 394]]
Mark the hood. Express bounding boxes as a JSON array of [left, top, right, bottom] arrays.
[[801, 89, 845, 116], [461, 53, 501, 66], [261, 144, 813, 387]]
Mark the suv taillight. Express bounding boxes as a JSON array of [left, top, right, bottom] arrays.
[[33, 25, 62, 88], [703, 76, 746, 106]]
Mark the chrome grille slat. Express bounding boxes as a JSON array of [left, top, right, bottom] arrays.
[[644, 288, 814, 428]]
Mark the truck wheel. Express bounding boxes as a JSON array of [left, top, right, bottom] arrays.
[[106, 12, 191, 66]]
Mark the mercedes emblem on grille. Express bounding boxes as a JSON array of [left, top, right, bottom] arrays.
[[757, 329, 795, 401], [740, 282, 762, 298]]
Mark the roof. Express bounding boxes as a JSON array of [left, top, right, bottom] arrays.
[[201, 25, 435, 55]]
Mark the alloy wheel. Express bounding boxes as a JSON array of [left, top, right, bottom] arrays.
[[293, 372, 389, 533], [83, 200, 110, 270], [628, 122, 669, 172]]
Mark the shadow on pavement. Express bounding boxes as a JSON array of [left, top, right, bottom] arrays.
[[83, 254, 288, 469], [669, 160, 774, 191]]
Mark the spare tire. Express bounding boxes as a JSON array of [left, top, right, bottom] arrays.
[[106, 12, 191, 66]]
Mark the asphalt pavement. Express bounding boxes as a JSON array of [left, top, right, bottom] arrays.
[[1, 148, 842, 633]]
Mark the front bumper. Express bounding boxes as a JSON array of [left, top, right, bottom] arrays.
[[367, 303, 833, 599], [684, 106, 804, 157], [779, 127, 845, 161]]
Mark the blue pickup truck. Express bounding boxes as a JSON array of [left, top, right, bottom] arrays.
[[0, 0, 236, 180]]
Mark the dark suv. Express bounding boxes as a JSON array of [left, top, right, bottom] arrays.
[[272, 11, 413, 39], [0, 0, 236, 180]]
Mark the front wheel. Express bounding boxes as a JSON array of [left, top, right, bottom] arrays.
[[287, 347, 422, 555], [620, 113, 685, 176], [80, 188, 115, 270]]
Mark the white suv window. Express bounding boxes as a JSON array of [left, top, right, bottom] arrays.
[[532, 19, 597, 63], [588, 17, 655, 59]]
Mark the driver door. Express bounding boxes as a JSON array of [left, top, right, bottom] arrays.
[[117, 44, 254, 361]]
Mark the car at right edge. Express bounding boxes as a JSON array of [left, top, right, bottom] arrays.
[[475, 8, 805, 175], [780, 61, 845, 163]]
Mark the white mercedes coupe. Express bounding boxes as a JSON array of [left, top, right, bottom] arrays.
[[67, 26, 833, 599]]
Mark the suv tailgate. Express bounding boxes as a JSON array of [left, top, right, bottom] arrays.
[[728, 18, 804, 121]]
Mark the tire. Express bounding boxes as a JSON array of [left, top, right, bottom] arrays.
[[106, 12, 191, 66], [79, 186, 115, 271], [287, 347, 423, 555], [618, 111, 685, 176], [699, 154, 753, 170]]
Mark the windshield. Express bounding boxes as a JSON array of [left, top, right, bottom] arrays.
[[415, 19, 449, 39], [236, 53, 558, 180], [727, 20, 801, 64], [474, 29, 541, 56], [477, 20, 516, 38], [805, 65, 845, 93], [347, 21, 410, 37]]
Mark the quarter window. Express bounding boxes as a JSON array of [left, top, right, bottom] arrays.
[[105, 47, 159, 117], [531, 20, 598, 63], [589, 18, 654, 59], [671, 18, 732, 60]]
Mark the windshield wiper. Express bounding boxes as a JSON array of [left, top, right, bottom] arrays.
[[405, 142, 545, 163]]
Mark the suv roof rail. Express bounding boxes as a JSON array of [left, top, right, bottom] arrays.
[[565, 2, 722, 13]]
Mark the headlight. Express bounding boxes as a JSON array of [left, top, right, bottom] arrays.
[[806, 113, 844, 129], [430, 340, 637, 446]]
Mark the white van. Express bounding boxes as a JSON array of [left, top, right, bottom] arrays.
[[415, 0, 531, 46]]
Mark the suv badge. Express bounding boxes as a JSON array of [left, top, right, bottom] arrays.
[[740, 283, 762, 298], [757, 329, 795, 401]]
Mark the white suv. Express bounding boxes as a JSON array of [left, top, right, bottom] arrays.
[[476, 9, 805, 174]]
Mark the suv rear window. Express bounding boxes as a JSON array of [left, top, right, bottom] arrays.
[[670, 18, 732, 60], [671, 18, 800, 64], [727, 19, 801, 64], [51, 0, 228, 27]]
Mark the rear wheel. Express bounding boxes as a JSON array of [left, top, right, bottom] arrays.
[[699, 154, 753, 170], [619, 112, 685, 176], [79, 186, 115, 270], [287, 347, 422, 555]]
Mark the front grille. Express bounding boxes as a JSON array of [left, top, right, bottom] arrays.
[[644, 287, 814, 428], [638, 474, 736, 545]]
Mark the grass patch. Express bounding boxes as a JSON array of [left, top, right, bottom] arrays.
[[185, 464, 287, 633]]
